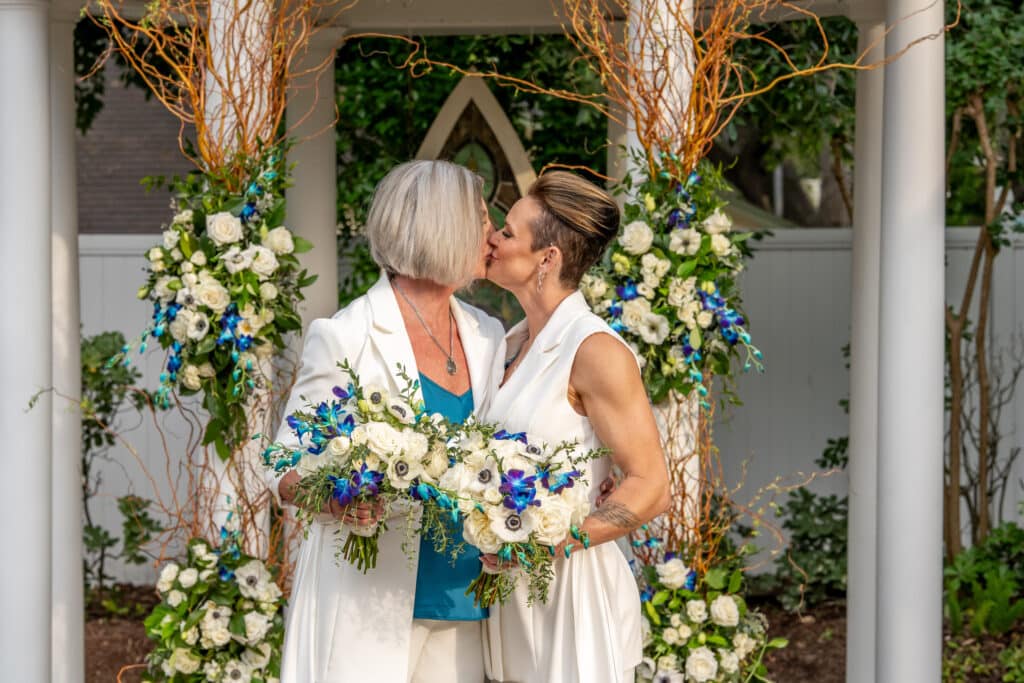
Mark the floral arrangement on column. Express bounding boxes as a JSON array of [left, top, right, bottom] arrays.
[[128, 146, 316, 457]]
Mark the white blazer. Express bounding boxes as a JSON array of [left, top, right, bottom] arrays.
[[270, 275, 506, 683]]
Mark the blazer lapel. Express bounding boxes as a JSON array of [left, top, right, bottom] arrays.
[[451, 298, 500, 413], [365, 275, 421, 398]]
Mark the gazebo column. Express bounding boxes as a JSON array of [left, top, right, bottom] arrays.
[[286, 28, 345, 325], [0, 0, 53, 680], [875, 0, 946, 680], [50, 1, 83, 681], [845, 19, 884, 683]]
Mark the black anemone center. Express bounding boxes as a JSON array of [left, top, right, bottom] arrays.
[[477, 469, 492, 484], [390, 404, 407, 418], [526, 445, 541, 456], [229, 671, 242, 680], [246, 576, 258, 586], [212, 610, 222, 619], [369, 391, 383, 404], [505, 514, 522, 531], [395, 461, 409, 477]]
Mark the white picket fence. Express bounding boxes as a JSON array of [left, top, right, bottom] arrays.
[[79, 229, 1024, 583]]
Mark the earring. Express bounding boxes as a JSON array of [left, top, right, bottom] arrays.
[[536, 268, 546, 293]]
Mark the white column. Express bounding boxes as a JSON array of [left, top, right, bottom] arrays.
[[0, 0, 53, 680], [50, 2, 83, 681], [876, 0, 945, 680], [286, 29, 344, 325], [846, 20, 884, 683]]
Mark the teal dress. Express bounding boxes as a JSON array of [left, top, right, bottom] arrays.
[[412, 374, 488, 620]]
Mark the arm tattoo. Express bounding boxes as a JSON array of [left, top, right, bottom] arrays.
[[590, 501, 641, 529]]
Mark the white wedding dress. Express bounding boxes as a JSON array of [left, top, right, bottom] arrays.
[[481, 292, 642, 683]]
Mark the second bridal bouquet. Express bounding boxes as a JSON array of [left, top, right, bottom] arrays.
[[262, 361, 454, 572], [439, 423, 603, 607]]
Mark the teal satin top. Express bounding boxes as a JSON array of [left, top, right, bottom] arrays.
[[412, 373, 488, 621]]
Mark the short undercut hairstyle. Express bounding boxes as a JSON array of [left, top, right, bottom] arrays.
[[527, 171, 620, 287], [365, 160, 485, 287]]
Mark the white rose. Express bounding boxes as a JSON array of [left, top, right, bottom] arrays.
[[203, 661, 221, 680], [326, 436, 351, 458], [656, 654, 679, 673], [423, 442, 449, 482], [679, 300, 701, 329], [637, 282, 655, 299], [151, 261, 166, 273], [178, 567, 199, 589], [667, 277, 696, 307], [363, 422, 402, 457], [677, 623, 693, 640], [243, 611, 272, 645], [710, 594, 740, 627], [173, 209, 193, 225], [655, 557, 691, 589], [167, 590, 186, 607], [710, 233, 733, 257], [248, 245, 279, 278], [163, 229, 180, 250], [194, 279, 230, 313], [621, 297, 652, 331], [147, 247, 164, 262], [618, 220, 654, 255], [580, 273, 608, 302], [221, 245, 253, 274], [463, 509, 502, 554], [190, 251, 207, 266], [181, 625, 198, 645], [206, 211, 243, 246], [662, 626, 681, 645], [182, 272, 199, 288], [686, 599, 709, 623], [259, 282, 278, 301], [697, 310, 714, 329], [169, 648, 201, 675], [670, 613, 683, 628], [262, 226, 295, 254], [180, 364, 202, 391], [401, 429, 429, 460], [637, 313, 670, 345], [242, 642, 273, 670], [169, 248, 183, 262], [685, 646, 719, 682], [157, 563, 179, 593], [703, 208, 732, 235], [487, 505, 534, 544], [525, 496, 573, 546], [154, 276, 177, 303], [733, 632, 757, 659], [669, 229, 702, 256], [719, 649, 740, 674]]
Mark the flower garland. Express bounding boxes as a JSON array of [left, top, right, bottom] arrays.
[[117, 143, 317, 458], [582, 159, 763, 405]]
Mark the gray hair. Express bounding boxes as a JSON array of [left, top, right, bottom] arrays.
[[365, 160, 485, 287]]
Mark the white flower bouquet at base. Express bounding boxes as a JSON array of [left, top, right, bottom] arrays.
[[635, 553, 787, 683], [262, 361, 455, 572], [144, 537, 284, 683], [438, 422, 603, 607]]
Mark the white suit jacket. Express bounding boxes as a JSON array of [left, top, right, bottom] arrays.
[[271, 275, 506, 683]]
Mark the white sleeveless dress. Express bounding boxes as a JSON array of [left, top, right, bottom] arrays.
[[481, 292, 643, 683]]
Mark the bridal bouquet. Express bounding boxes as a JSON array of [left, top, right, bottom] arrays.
[[438, 422, 601, 607], [116, 143, 318, 458], [143, 537, 284, 683], [262, 361, 455, 572], [581, 159, 762, 406]]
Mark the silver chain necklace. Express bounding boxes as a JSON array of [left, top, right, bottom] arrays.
[[391, 279, 457, 375]]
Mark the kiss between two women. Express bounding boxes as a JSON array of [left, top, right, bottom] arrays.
[[266, 160, 671, 683]]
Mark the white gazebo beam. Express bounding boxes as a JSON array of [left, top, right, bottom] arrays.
[[51, 0, 84, 680], [845, 16, 884, 683], [875, 0, 945, 679], [286, 27, 346, 325], [0, 0, 53, 680]]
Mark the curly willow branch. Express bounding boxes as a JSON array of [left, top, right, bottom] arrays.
[[86, 0, 353, 188]]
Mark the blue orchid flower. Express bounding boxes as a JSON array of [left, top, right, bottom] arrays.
[[494, 430, 528, 444], [616, 280, 639, 301], [608, 299, 623, 318], [500, 469, 540, 513]]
